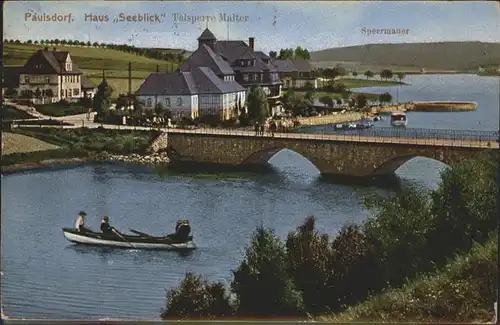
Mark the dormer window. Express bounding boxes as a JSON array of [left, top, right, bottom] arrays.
[[240, 61, 244, 67], [66, 63, 71, 71]]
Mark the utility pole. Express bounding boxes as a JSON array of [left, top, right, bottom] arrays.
[[128, 61, 132, 108]]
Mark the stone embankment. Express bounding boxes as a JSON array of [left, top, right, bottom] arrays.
[[374, 101, 477, 113], [297, 112, 364, 126], [105, 152, 170, 165]]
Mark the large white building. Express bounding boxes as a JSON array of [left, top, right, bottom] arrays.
[[136, 67, 246, 120], [136, 28, 283, 120]]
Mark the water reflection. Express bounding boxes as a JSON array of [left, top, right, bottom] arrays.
[[65, 244, 197, 263]]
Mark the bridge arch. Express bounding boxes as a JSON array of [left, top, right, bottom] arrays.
[[370, 154, 449, 176], [241, 146, 321, 171]]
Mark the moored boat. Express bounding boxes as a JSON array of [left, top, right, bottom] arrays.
[[62, 220, 196, 250], [390, 111, 408, 126]]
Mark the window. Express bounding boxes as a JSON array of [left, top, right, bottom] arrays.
[[61, 89, 64, 97], [177, 97, 182, 105], [45, 77, 50, 84], [165, 98, 171, 107], [146, 98, 152, 107], [73, 88, 80, 96], [240, 61, 244, 66], [24, 76, 29, 83], [243, 74, 249, 81]]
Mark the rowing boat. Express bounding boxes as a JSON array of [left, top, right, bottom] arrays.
[[62, 227, 197, 250]]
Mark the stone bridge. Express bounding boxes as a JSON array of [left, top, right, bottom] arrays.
[[160, 129, 498, 178]]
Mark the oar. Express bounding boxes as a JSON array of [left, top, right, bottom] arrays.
[[129, 229, 153, 237], [112, 229, 137, 249]]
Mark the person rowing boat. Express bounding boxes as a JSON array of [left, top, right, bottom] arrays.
[[100, 216, 120, 236]]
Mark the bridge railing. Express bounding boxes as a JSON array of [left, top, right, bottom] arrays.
[[294, 125, 500, 141], [10, 119, 499, 148]]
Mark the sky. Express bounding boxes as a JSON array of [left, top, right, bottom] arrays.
[[4, 1, 500, 53]]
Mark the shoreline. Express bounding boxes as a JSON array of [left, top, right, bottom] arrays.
[[1, 152, 170, 175]]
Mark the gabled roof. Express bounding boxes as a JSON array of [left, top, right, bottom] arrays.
[[136, 67, 245, 96], [3, 66, 22, 88], [136, 71, 197, 96], [197, 28, 217, 40], [21, 50, 82, 75], [193, 67, 245, 94], [255, 51, 271, 60], [214, 41, 277, 72], [178, 44, 234, 76], [271, 59, 314, 72]]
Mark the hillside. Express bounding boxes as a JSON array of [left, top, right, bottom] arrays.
[[310, 41, 500, 71], [3, 43, 176, 77], [4, 43, 179, 97], [142, 47, 192, 58]]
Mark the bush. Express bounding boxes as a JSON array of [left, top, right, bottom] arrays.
[[285, 216, 333, 314], [160, 152, 498, 320], [160, 273, 233, 319], [330, 233, 498, 322], [231, 226, 304, 316]]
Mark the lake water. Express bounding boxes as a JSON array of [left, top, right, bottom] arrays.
[[352, 74, 500, 131], [1, 74, 496, 319]]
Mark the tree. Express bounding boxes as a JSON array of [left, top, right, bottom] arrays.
[[294, 46, 311, 60], [154, 102, 165, 116], [333, 65, 346, 77], [27, 40, 32, 44], [285, 216, 333, 314], [132, 97, 145, 116], [397, 72, 405, 83], [86, 41, 91, 46], [352, 71, 358, 77], [45, 89, 54, 103], [115, 94, 128, 110], [364, 70, 374, 80], [54, 39, 60, 45], [34, 40, 39, 45], [278, 48, 294, 60], [380, 69, 393, 81], [355, 93, 367, 109], [304, 91, 315, 102], [379, 92, 393, 105], [60, 39, 67, 45], [92, 42, 99, 47], [246, 86, 269, 124], [161, 273, 233, 319], [269, 51, 277, 59], [93, 79, 113, 113], [318, 95, 333, 108], [231, 226, 304, 316], [34, 88, 42, 102]]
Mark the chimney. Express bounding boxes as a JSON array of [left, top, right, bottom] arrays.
[[248, 37, 255, 50]]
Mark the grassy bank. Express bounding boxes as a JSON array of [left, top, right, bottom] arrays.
[[1, 104, 37, 120], [2, 128, 162, 171], [323, 233, 497, 323], [35, 101, 88, 117]]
